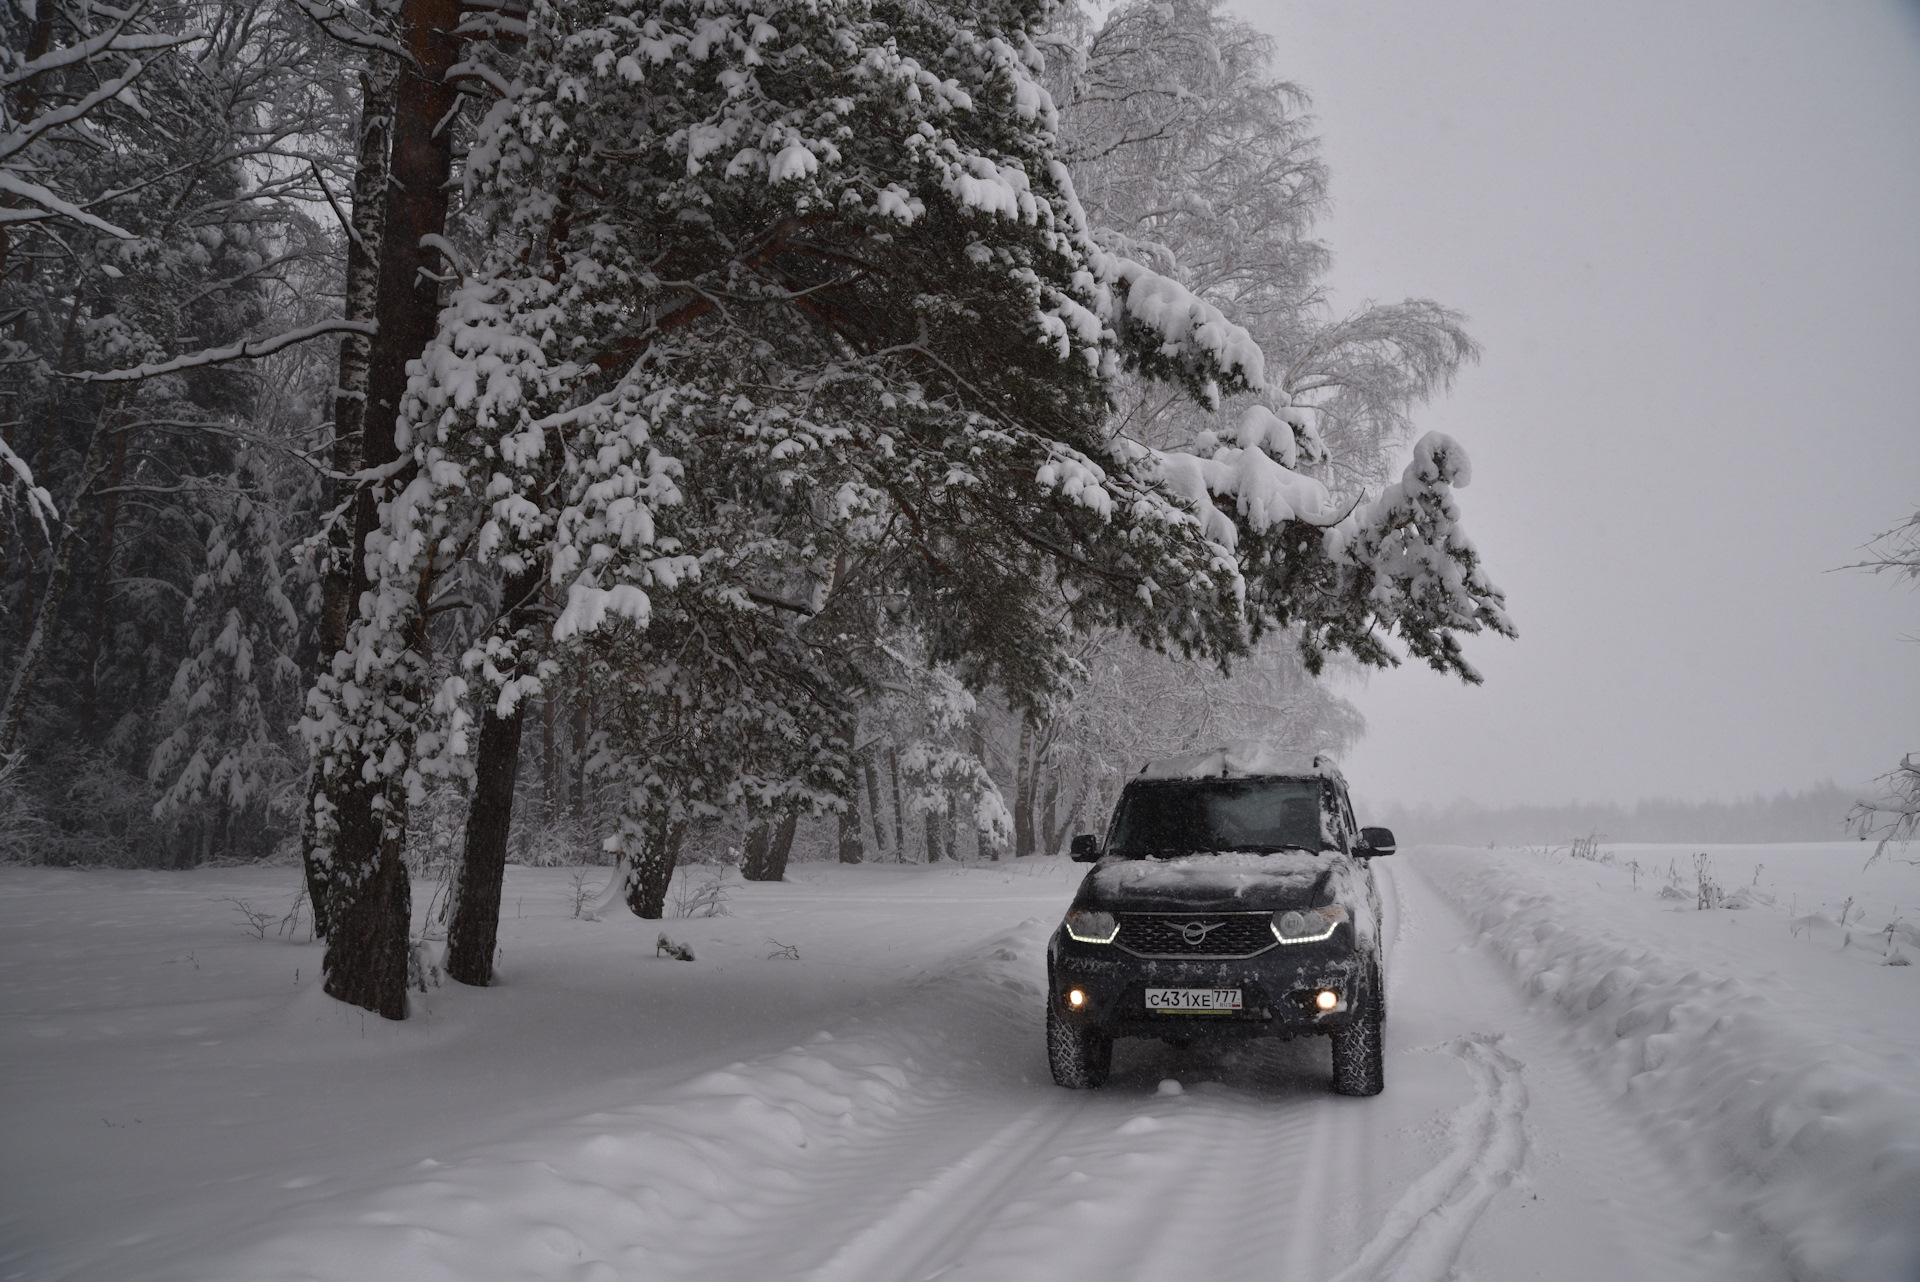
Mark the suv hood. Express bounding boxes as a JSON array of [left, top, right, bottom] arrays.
[[1079, 851, 1344, 913]]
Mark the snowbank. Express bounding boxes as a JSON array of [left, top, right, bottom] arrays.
[[196, 916, 1056, 1282], [1422, 846, 1920, 1282]]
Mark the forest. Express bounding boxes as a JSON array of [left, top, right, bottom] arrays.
[[0, 0, 1512, 1016]]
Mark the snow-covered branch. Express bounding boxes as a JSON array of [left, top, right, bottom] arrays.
[[0, 22, 193, 90], [0, 52, 189, 168], [283, 0, 407, 57], [62, 320, 378, 383], [0, 438, 57, 533], [0, 172, 135, 239]]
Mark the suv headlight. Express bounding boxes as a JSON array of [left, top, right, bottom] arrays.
[[1064, 909, 1119, 944], [1272, 904, 1347, 944]]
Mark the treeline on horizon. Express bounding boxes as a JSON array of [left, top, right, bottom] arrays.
[[1370, 782, 1866, 847]]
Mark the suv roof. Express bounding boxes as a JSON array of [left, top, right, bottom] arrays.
[[1136, 742, 1345, 785]]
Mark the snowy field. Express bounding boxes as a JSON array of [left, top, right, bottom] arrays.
[[3, 844, 1917, 1282]]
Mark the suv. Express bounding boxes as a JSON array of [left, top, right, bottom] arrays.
[[1045, 746, 1395, 1095]]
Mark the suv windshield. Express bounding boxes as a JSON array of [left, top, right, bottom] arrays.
[[1108, 777, 1329, 858]]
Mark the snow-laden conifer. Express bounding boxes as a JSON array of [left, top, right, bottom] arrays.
[[305, 0, 1513, 1010]]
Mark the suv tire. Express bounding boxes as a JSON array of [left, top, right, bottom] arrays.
[[1330, 971, 1385, 1096], [1047, 1005, 1112, 1089]]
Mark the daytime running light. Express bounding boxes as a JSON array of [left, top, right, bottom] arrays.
[[1064, 909, 1120, 944], [1271, 904, 1347, 944]]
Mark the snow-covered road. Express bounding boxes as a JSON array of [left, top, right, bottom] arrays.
[[4, 846, 1916, 1282]]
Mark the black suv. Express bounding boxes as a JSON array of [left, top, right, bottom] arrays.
[[1045, 751, 1395, 1095]]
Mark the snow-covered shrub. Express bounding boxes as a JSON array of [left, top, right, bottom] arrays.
[[668, 865, 731, 919], [1693, 852, 1725, 910]]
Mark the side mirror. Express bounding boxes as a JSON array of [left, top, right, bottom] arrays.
[[1358, 827, 1397, 857], [1069, 834, 1101, 862]]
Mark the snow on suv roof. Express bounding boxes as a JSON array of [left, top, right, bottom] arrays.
[[1136, 742, 1344, 782]]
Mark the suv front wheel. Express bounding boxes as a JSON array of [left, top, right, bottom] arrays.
[[1047, 1005, 1112, 1089], [1329, 968, 1385, 1096]]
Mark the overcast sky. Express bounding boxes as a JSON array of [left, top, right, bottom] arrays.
[[1234, 0, 1920, 809]]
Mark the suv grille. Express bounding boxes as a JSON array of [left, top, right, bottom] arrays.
[[1115, 913, 1276, 958]]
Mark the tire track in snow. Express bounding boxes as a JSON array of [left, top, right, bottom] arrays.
[[1324, 1033, 1528, 1282], [1399, 854, 1794, 1282], [1118, 1094, 1321, 1282], [799, 1101, 1087, 1282]]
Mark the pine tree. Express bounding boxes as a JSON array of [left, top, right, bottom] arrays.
[[306, 0, 1512, 1013]]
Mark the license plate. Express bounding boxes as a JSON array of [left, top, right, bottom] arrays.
[[1145, 987, 1241, 1013]]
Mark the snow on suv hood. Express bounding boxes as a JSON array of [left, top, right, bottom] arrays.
[[1081, 850, 1347, 913]]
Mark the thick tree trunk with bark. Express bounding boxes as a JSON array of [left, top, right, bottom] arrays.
[[924, 809, 943, 862], [315, 0, 464, 1017], [443, 707, 524, 984], [318, 53, 397, 658], [444, 568, 543, 986], [319, 825, 412, 1019], [303, 55, 395, 941], [741, 810, 798, 881], [624, 822, 683, 918], [741, 821, 770, 878]]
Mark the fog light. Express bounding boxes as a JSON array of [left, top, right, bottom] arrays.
[[1314, 989, 1338, 1011], [1067, 988, 1087, 1009]]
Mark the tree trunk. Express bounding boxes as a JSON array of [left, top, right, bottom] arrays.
[[570, 698, 590, 821], [861, 749, 886, 860], [1013, 716, 1035, 859], [78, 427, 128, 732], [303, 54, 396, 942], [766, 810, 798, 880], [313, 0, 464, 1015], [320, 825, 411, 1019], [887, 743, 907, 861], [443, 568, 543, 986], [360, 0, 460, 478], [540, 694, 558, 815], [741, 821, 771, 879], [1046, 771, 1092, 859], [969, 723, 995, 861], [741, 809, 798, 881], [838, 789, 864, 864], [443, 706, 524, 984], [318, 52, 396, 659], [924, 808, 943, 863], [0, 515, 81, 758], [624, 821, 682, 918], [0, 417, 114, 758]]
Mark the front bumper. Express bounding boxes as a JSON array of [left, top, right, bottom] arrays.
[[1048, 927, 1368, 1039]]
